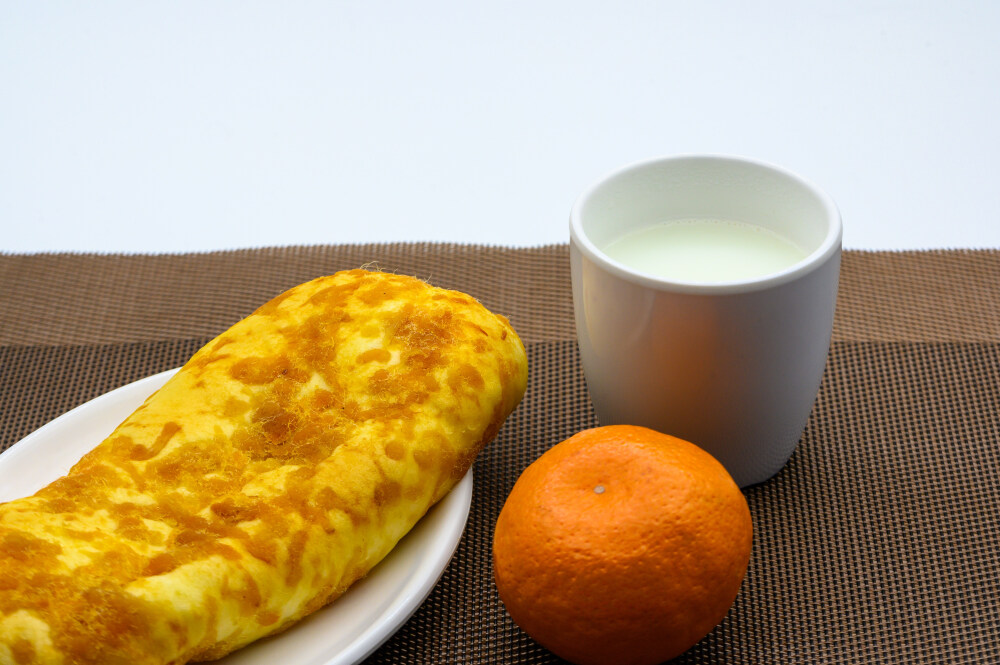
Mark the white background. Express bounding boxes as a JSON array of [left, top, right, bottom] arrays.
[[2, 1, 999, 253]]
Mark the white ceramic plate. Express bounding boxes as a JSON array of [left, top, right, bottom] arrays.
[[0, 369, 473, 665]]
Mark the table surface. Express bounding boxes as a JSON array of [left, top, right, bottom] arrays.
[[3, 1, 1000, 254], [2, 247, 999, 664]]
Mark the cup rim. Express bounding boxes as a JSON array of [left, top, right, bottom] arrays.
[[569, 153, 843, 295]]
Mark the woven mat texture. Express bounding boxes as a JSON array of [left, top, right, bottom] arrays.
[[2, 245, 999, 664]]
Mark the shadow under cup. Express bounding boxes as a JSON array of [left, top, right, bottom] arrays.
[[569, 156, 842, 487]]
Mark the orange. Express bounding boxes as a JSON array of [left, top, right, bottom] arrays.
[[492, 425, 752, 665]]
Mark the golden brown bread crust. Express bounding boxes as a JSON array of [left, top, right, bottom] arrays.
[[0, 270, 528, 664]]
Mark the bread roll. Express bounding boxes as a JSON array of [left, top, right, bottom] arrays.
[[0, 269, 527, 664]]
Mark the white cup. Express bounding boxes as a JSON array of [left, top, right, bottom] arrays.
[[569, 155, 841, 487]]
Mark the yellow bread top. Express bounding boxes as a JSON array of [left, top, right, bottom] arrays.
[[0, 269, 528, 665]]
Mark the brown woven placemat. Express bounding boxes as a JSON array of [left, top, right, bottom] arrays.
[[2, 245, 999, 663], [4, 246, 1000, 346]]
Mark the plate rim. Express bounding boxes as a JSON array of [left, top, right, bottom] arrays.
[[0, 368, 473, 665]]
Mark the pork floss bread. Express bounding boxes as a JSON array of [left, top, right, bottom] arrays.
[[0, 270, 528, 664]]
